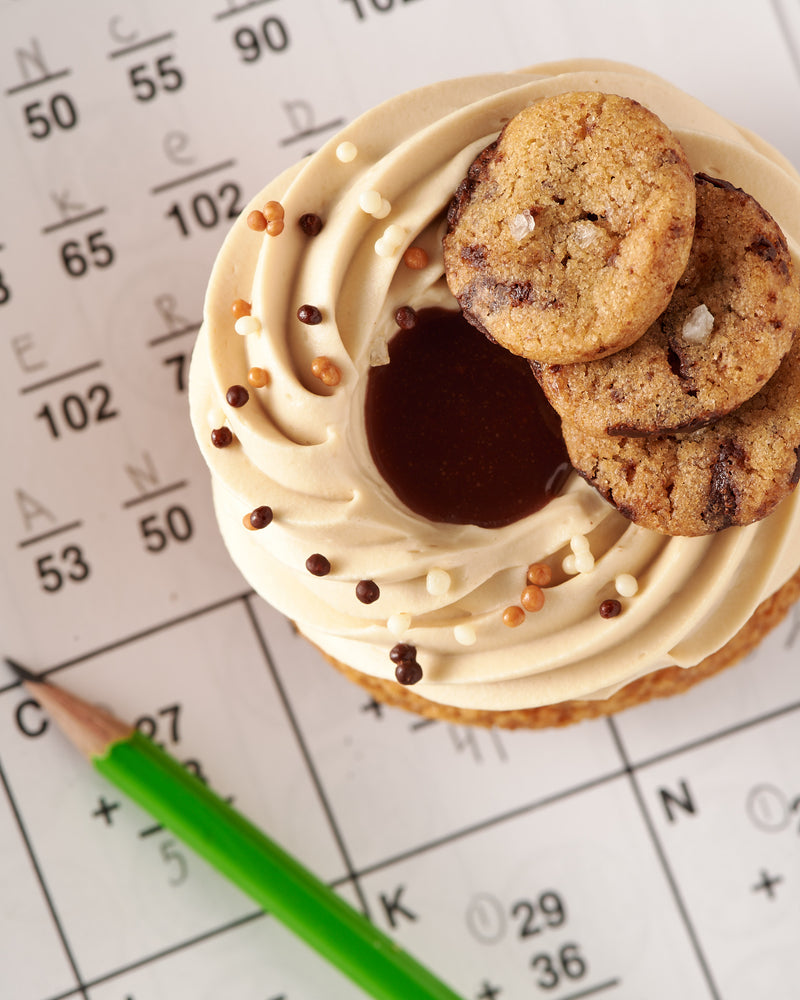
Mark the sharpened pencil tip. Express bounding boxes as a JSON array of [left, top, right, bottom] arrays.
[[4, 658, 43, 684]]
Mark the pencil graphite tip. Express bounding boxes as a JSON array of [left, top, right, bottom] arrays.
[[4, 658, 43, 685]]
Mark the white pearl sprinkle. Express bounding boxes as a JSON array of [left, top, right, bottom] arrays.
[[372, 197, 392, 220], [374, 237, 394, 258], [426, 568, 451, 596], [562, 553, 578, 575], [615, 573, 639, 597], [383, 224, 405, 245], [387, 612, 412, 636], [336, 141, 357, 163], [358, 189, 383, 215], [454, 624, 477, 646], [234, 315, 261, 336], [570, 534, 590, 554], [207, 406, 225, 429], [574, 551, 595, 574]]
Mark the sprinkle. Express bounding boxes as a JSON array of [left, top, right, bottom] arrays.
[[248, 367, 271, 388], [266, 219, 284, 237], [395, 305, 417, 330], [249, 505, 273, 529], [395, 660, 423, 685], [299, 213, 323, 236], [562, 553, 578, 575], [615, 573, 639, 597], [390, 642, 417, 664], [403, 246, 429, 270], [599, 599, 622, 619], [297, 304, 323, 325], [263, 200, 284, 222], [454, 624, 477, 646], [682, 303, 714, 343], [234, 315, 261, 336], [570, 534, 590, 554], [375, 224, 406, 257], [359, 190, 384, 215], [311, 357, 341, 387], [527, 562, 552, 586], [503, 606, 525, 628], [574, 551, 595, 574], [306, 553, 331, 576], [520, 585, 545, 613], [391, 643, 423, 685], [247, 210, 267, 232], [387, 612, 412, 636], [336, 141, 358, 163], [373, 198, 392, 220], [242, 513, 257, 531], [426, 568, 451, 596], [231, 299, 251, 318], [226, 385, 249, 407], [356, 579, 380, 604], [509, 209, 536, 241], [210, 427, 233, 448]]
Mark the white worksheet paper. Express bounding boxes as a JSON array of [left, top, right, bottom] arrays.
[[2, 1, 800, 998]]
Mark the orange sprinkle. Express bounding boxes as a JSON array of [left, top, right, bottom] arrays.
[[247, 210, 267, 231], [247, 367, 270, 388], [527, 562, 552, 586], [403, 246, 428, 270], [242, 513, 257, 531], [502, 606, 525, 628], [311, 356, 341, 387], [263, 200, 285, 221], [266, 219, 285, 237], [231, 298, 251, 318], [521, 584, 545, 613]]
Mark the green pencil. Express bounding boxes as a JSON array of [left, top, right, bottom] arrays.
[[5, 658, 465, 1000]]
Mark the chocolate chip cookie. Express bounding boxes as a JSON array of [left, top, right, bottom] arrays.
[[563, 336, 800, 535], [534, 173, 799, 436], [443, 92, 696, 364]]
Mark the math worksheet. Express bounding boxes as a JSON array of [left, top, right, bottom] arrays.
[[2, 1, 800, 998]]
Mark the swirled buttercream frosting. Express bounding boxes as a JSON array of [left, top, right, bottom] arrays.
[[189, 60, 800, 712]]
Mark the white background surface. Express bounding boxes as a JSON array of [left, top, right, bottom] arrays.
[[1, 1, 799, 998]]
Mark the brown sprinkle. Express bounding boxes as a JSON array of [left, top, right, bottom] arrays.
[[249, 505, 273, 529], [263, 200, 285, 222], [299, 213, 323, 236], [210, 427, 233, 448], [390, 642, 417, 664], [231, 299, 252, 318], [395, 305, 417, 330], [248, 366, 271, 388], [226, 385, 249, 407], [311, 356, 341, 387], [521, 584, 545, 613], [599, 599, 622, 619], [395, 660, 423, 685], [297, 304, 323, 325], [306, 553, 331, 576], [356, 579, 380, 604], [242, 513, 257, 531], [266, 219, 284, 237], [403, 246, 428, 270], [503, 606, 525, 628], [527, 562, 552, 587], [247, 210, 267, 232]]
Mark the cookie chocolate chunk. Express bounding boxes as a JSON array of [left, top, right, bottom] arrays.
[[443, 92, 696, 364], [563, 337, 800, 536], [534, 173, 799, 436]]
